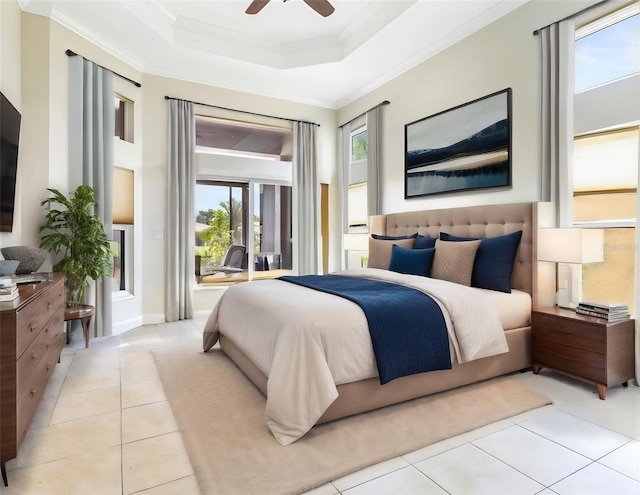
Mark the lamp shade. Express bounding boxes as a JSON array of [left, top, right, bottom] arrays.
[[343, 233, 369, 251], [538, 228, 604, 263]]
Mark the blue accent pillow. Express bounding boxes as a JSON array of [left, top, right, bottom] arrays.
[[439, 231, 523, 293], [389, 244, 435, 277], [415, 235, 436, 249], [372, 233, 418, 241]]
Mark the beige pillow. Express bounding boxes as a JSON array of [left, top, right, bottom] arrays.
[[367, 237, 415, 269], [431, 239, 481, 286]]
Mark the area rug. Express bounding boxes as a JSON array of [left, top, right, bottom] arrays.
[[153, 339, 551, 495]]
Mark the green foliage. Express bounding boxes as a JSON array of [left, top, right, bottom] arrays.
[[39, 185, 113, 307], [352, 130, 368, 161], [199, 208, 233, 264], [196, 198, 249, 264]]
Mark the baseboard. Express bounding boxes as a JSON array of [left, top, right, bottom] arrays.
[[112, 316, 144, 335]]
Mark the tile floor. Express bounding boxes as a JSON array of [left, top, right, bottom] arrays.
[[3, 319, 640, 495]]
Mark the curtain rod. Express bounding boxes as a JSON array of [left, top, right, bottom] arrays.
[[164, 96, 320, 127], [339, 100, 390, 128], [532, 0, 609, 35], [65, 49, 142, 88]]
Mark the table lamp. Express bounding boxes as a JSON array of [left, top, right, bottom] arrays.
[[343, 233, 369, 267], [538, 228, 604, 309]]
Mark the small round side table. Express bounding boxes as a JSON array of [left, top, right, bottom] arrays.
[[64, 304, 95, 348]]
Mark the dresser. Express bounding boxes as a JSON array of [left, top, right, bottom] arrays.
[[0, 273, 65, 486]]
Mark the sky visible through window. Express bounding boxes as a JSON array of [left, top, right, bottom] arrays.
[[575, 13, 639, 92], [195, 183, 261, 221]]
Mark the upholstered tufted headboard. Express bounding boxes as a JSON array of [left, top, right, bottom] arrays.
[[373, 202, 542, 299]]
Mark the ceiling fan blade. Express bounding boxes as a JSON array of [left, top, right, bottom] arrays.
[[303, 0, 335, 17], [246, 0, 270, 15]]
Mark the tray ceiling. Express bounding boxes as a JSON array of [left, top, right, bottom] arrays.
[[19, 0, 529, 108]]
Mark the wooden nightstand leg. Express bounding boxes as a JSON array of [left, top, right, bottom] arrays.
[[596, 383, 607, 400], [532, 364, 541, 375]]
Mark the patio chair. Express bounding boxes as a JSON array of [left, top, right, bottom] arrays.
[[196, 244, 247, 281]]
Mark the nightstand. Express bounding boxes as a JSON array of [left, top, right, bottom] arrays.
[[532, 307, 635, 400]]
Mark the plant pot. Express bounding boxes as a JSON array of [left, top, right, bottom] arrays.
[[65, 282, 86, 308]]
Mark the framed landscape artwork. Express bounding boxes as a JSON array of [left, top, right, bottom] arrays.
[[404, 88, 512, 198]]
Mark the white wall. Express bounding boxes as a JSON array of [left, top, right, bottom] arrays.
[[0, 1, 21, 105], [337, 0, 601, 215], [0, 0, 23, 248]]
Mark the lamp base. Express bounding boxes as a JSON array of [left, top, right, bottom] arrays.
[[556, 263, 582, 310]]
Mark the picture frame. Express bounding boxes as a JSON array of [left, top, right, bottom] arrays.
[[404, 88, 512, 198]]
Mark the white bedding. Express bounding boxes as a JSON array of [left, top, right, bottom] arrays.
[[203, 268, 514, 445], [478, 287, 532, 330]]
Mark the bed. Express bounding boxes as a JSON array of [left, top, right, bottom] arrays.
[[203, 202, 550, 445]]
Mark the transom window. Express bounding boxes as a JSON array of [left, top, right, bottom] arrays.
[[575, 4, 639, 92]]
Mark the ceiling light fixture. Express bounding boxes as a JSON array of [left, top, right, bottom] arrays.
[[245, 0, 335, 17]]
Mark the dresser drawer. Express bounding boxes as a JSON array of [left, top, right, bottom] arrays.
[[16, 331, 50, 405], [16, 367, 49, 448], [15, 281, 65, 358], [46, 312, 65, 359]]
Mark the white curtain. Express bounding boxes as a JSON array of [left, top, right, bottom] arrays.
[[68, 56, 114, 337], [539, 20, 575, 227], [366, 106, 382, 217], [165, 99, 195, 321], [292, 122, 319, 275]]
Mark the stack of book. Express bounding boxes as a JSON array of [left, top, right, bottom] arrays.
[[0, 277, 19, 302], [576, 301, 630, 322]]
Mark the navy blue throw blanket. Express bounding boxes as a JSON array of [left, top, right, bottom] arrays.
[[278, 274, 451, 384]]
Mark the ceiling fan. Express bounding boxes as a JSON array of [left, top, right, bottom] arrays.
[[246, 0, 335, 18]]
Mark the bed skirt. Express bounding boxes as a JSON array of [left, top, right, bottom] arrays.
[[219, 325, 531, 426]]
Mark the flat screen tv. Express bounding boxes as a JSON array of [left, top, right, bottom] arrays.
[[0, 92, 21, 232]]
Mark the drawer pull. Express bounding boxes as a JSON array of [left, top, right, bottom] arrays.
[[31, 351, 38, 360], [30, 325, 35, 332], [30, 389, 35, 397], [47, 302, 52, 309]]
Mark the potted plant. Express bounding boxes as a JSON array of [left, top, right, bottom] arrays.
[[39, 185, 113, 307]]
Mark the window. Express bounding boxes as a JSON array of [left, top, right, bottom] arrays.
[[114, 94, 134, 143], [111, 225, 134, 295], [347, 183, 368, 232], [351, 128, 368, 161], [195, 180, 247, 268], [575, 6, 639, 92], [347, 124, 368, 232], [572, 4, 639, 313], [253, 183, 293, 273], [111, 229, 126, 291], [195, 180, 293, 284], [344, 122, 368, 268], [194, 115, 293, 285]]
